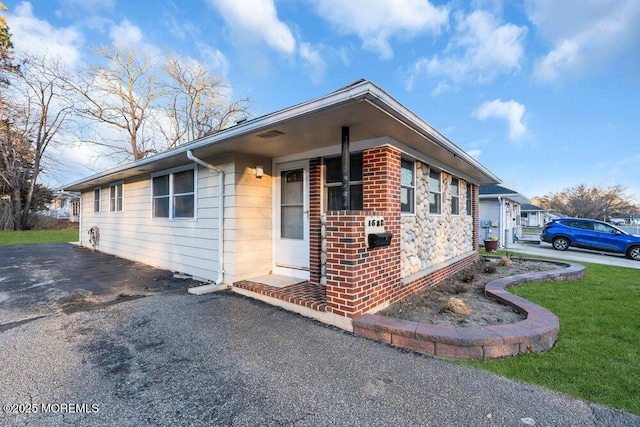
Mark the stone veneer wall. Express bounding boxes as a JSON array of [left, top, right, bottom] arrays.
[[401, 162, 474, 278]]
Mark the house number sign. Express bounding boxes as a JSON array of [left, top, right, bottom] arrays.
[[364, 216, 385, 235]]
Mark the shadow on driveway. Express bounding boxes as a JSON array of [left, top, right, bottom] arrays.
[[0, 243, 194, 329]]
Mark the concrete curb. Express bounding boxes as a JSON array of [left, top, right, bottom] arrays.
[[352, 260, 585, 359]]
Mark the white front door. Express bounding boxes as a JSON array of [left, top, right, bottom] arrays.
[[274, 161, 310, 279]]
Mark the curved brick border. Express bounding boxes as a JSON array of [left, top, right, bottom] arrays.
[[352, 259, 585, 359]]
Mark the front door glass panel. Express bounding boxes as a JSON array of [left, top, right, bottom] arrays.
[[281, 169, 304, 239]]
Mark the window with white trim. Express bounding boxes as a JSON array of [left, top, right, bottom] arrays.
[[324, 153, 363, 211], [400, 159, 415, 214], [451, 178, 459, 215], [466, 184, 473, 215], [93, 188, 101, 213], [429, 170, 441, 214], [152, 167, 196, 219], [110, 182, 123, 212]]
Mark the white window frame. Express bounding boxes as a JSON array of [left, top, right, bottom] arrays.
[[109, 181, 124, 212], [93, 187, 101, 213], [466, 183, 473, 216], [451, 178, 459, 215], [151, 165, 197, 220], [400, 158, 415, 215], [429, 170, 442, 215]]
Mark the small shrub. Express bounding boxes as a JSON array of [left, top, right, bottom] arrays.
[[484, 265, 497, 274], [462, 273, 476, 283], [453, 283, 469, 294], [442, 297, 471, 315], [498, 256, 513, 267]]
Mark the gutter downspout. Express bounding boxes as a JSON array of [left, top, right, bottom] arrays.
[[497, 196, 503, 248], [186, 150, 228, 294]]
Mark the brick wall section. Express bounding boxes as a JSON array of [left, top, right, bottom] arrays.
[[324, 211, 401, 317], [309, 158, 322, 285], [324, 147, 401, 317]]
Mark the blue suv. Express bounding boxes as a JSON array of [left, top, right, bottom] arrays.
[[541, 218, 640, 260]]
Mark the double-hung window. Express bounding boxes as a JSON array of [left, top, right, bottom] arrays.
[[400, 159, 415, 214], [429, 170, 441, 214], [152, 167, 196, 219], [324, 153, 363, 211], [451, 178, 459, 215], [93, 188, 101, 213], [110, 182, 123, 212]]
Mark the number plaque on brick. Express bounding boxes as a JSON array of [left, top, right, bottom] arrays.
[[364, 216, 385, 235]]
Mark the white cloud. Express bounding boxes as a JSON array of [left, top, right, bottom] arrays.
[[474, 99, 527, 141], [109, 19, 144, 46], [206, 0, 296, 54], [105, 19, 163, 60], [6, 2, 83, 67], [409, 10, 526, 92], [310, 0, 448, 60], [299, 42, 327, 85], [527, 0, 640, 83], [196, 43, 230, 77]]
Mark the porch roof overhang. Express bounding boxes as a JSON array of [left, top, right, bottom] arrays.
[[64, 80, 501, 192]]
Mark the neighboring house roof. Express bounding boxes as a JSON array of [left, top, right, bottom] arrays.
[[521, 203, 545, 212], [64, 80, 501, 192], [53, 190, 81, 200], [479, 184, 530, 205]]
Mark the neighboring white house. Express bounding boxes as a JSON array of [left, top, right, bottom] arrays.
[[64, 80, 501, 329], [479, 184, 529, 248], [521, 203, 546, 227], [46, 191, 81, 222]]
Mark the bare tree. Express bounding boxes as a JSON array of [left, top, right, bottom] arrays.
[[68, 44, 164, 161], [0, 93, 31, 230], [9, 54, 74, 229], [64, 45, 251, 162], [534, 184, 638, 220], [159, 56, 250, 148]]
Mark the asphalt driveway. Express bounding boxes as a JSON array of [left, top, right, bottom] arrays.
[[1, 244, 639, 426], [0, 243, 192, 329]]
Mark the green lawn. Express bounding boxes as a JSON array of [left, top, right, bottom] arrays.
[[462, 256, 640, 416], [0, 228, 79, 246]]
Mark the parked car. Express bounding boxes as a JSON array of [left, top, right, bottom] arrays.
[[541, 218, 640, 260]]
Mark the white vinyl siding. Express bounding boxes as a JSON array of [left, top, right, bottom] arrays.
[[80, 166, 220, 281], [78, 153, 273, 284]]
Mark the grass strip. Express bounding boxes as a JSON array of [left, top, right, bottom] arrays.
[[461, 260, 640, 416], [0, 228, 79, 246]]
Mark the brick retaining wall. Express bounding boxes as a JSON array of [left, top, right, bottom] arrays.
[[352, 260, 585, 359]]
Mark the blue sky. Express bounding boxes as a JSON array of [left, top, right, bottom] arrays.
[[4, 0, 640, 200]]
